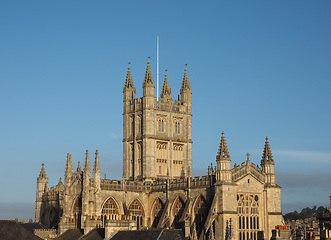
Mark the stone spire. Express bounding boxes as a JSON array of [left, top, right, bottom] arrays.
[[143, 62, 154, 86], [38, 163, 48, 180], [216, 132, 232, 183], [65, 153, 73, 180], [123, 66, 135, 90], [93, 150, 100, 178], [261, 136, 274, 163], [160, 74, 172, 100], [84, 150, 90, 174], [261, 137, 276, 185], [217, 131, 230, 158], [180, 68, 191, 92]]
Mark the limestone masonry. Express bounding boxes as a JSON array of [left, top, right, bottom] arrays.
[[35, 62, 284, 240]]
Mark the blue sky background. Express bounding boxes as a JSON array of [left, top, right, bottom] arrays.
[[0, 1, 330, 220]]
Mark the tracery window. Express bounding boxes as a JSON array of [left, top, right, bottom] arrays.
[[157, 116, 166, 132], [237, 194, 260, 240], [73, 197, 82, 229], [101, 197, 119, 227], [172, 197, 185, 226], [173, 118, 182, 134], [152, 198, 164, 227], [129, 199, 144, 216], [193, 195, 208, 236]]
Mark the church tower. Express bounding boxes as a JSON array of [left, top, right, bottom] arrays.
[[122, 63, 192, 181]]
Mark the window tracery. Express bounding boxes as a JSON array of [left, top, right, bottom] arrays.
[[237, 194, 260, 240], [152, 198, 164, 227]]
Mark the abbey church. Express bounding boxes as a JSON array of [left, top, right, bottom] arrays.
[[35, 62, 284, 240]]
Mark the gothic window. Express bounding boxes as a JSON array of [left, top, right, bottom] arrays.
[[157, 116, 166, 133], [102, 197, 119, 215], [172, 197, 185, 226], [101, 197, 119, 227], [129, 199, 144, 217], [152, 198, 164, 227], [173, 118, 182, 134], [137, 142, 142, 177], [156, 142, 168, 176], [173, 144, 184, 177], [237, 194, 260, 240], [193, 195, 208, 236], [73, 197, 82, 229]]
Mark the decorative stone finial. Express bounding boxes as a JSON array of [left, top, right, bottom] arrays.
[[246, 152, 250, 161]]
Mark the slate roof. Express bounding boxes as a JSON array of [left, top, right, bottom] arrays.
[[110, 229, 185, 240], [21, 222, 48, 233], [0, 220, 43, 240], [79, 228, 104, 240], [55, 228, 83, 240]]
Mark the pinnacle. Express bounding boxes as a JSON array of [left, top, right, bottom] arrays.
[[160, 74, 172, 99], [262, 136, 274, 163], [217, 131, 230, 158], [181, 68, 191, 92], [65, 153, 73, 174], [38, 163, 47, 179], [143, 61, 154, 85], [93, 150, 100, 173], [124, 66, 135, 89], [84, 150, 90, 172]]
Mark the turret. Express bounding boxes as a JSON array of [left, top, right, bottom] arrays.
[[159, 74, 172, 102], [216, 132, 232, 183], [35, 163, 49, 222], [123, 66, 136, 113], [261, 137, 276, 185], [180, 68, 192, 111], [93, 150, 101, 216]]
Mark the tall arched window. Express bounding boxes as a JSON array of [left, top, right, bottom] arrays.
[[73, 197, 82, 229], [172, 197, 185, 226], [152, 198, 164, 227], [101, 197, 119, 226], [129, 199, 144, 228], [193, 195, 208, 236], [237, 194, 260, 240]]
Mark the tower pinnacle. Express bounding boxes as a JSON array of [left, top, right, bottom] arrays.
[[261, 136, 274, 163], [160, 74, 172, 100], [123, 66, 135, 90], [143, 62, 154, 85], [217, 131, 230, 158], [38, 163, 47, 180], [180, 68, 191, 92]]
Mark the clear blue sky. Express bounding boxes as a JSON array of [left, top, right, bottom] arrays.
[[0, 1, 330, 220]]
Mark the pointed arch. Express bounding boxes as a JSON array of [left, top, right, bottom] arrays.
[[192, 195, 208, 237], [71, 195, 82, 229], [128, 198, 145, 217], [171, 196, 185, 226], [101, 196, 120, 227], [151, 198, 164, 228]]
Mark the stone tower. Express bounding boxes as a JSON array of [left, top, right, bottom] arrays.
[[35, 163, 48, 223], [123, 62, 192, 181]]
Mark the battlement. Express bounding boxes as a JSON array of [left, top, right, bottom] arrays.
[[232, 160, 265, 183]]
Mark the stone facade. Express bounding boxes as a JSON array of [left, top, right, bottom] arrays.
[[35, 62, 284, 240]]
